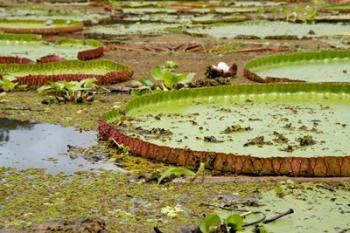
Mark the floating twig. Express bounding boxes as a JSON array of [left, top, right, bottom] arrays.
[[0, 107, 45, 112], [263, 208, 294, 224]]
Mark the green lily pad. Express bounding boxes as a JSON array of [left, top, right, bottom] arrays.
[[106, 83, 350, 158], [86, 23, 180, 37], [0, 19, 83, 34], [245, 50, 350, 82], [0, 33, 103, 61], [238, 183, 350, 233], [0, 7, 108, 24], [186, 20, 350, 39]]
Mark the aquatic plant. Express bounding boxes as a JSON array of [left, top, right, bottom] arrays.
[[199, 208, 293, 233], [0, 75, 26, 92], [151, 61, 195, 90], [0, 75, 18, 92], [37, 79, 97, 104], [158, 162, 205, 184], [131, 61, 194, 96], [284, 5, 318, 24], [200, 213, 243, 233]]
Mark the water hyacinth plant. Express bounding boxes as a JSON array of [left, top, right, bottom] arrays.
[[37, 78, 97, 104], [151, 61, 195, 90], [0, 75, 26, 92], [200, 213, 244, 233], [131, 61, 195, 97]]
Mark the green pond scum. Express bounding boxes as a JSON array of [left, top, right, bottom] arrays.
[[0, 167, 349, 232]]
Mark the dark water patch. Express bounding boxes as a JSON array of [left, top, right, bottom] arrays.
[[0, 118, 121, 174]]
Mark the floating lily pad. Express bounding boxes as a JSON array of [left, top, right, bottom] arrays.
[[100, 83, 350, 177], [191, 14, 247, 24], [121, 13, 192, 24], [0, 33, 103, 63], [122, 7, 177, 14], [213, 7, 259, 14], [0, 19, 83, 34], [234, 183, 350, 233], [244, 50, 350, 83], [186, 20, 350, 39], [0, 60, 132, 86], [86, 23, 180, 38], [0, 7, 109, 25]]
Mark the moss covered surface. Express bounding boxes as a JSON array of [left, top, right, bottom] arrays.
[[0, 167, 349, 232], [0, 167, 270, 232], [0, 91, 126, 130]]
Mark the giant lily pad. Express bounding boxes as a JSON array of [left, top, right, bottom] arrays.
[[100, 83, 350, 177], [244, 50, 350, 83], [0, 19, 83, 34], [0, 7, 109, 25], [0, 33, 103, 63], [186, 20, 350, 39], [122, 7, 177, 14], [86, 23, 180, 38], [121, 13, 247, 25], [232, 183, 350, 233], [0, 60, 132, 86]]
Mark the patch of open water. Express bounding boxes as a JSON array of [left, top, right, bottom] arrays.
[[0, 118, 121, 174]]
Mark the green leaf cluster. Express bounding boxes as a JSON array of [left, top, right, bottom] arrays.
[[37, 78, 97, 103], [158, 162, 205, 184], [0, 75, 26, 92], [151, 61, 195, 90], [200, 213, 243, 233]]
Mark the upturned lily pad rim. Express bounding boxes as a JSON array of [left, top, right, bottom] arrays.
[[0, 32, 41, 41], [325, 3, 350, 11], [0, 59, 130, 74], [244, 50, 350, 83], [100, 83, 350, 177]]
